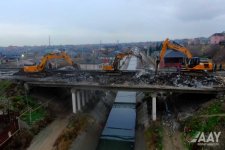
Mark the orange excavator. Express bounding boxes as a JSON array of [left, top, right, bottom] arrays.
[[23, 51, 80, 73], [102, 51, 134, 71], [156, 38, 213, 74]]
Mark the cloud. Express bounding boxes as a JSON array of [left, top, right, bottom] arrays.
[[0, 0, 225, 46], [173, 0, 225, 21], [0, 23, 51, 46]]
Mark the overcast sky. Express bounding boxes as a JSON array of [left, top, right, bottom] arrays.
[[0, 0, 225, 46]]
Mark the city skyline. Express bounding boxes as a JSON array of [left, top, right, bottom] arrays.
[[0, 0, 225, 46]]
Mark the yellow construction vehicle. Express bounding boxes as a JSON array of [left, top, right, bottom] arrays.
[[23, 51, 80, 73], [156, 38, 213, 73], [103, 51, 133, 71]]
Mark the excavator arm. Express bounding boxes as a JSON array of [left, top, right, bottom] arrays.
[[112, 52, 133, 70], [23, 51, 80, 72], [156, 38, 192, 74], [159, 38, 192, 62]]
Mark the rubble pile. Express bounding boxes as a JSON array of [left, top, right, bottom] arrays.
[[44, 71, 225, 88], [136, 73, 225, 87], [100, 73, 225, 87]]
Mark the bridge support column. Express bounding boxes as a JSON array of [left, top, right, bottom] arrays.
[[89, 91, 93, 101], [151, 93, 157, 121], [85, 90, 89, 103], [24, 83, 30, 94], [86, 91, 89, 100], [71, 89, 77, 113], [81, 90, 85, 107], [76, 90, 81, 111]]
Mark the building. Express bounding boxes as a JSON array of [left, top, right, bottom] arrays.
[[209, 33, 225, 44]]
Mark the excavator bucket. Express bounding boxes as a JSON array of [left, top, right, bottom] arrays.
[[103, 65, 114, 71], [73, 63, 81, 70], [23, 65, 40, 72]]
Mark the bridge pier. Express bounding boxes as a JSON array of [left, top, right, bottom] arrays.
[[24, 83, 30, 93], [71, 89, 77, 113], [81, 90, 85, 107], [71, 89, 92, 113], [71, 89, 82, 113], [87, 91, 90, 101], [84, 90, 89, 104], [77, 90, 81, 111], [151, 93, 157, 121]]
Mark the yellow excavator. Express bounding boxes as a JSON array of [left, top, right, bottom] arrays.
[[156, 38, 213, 73], [23, 51, 80, 73], [102, 51, 134, 71]]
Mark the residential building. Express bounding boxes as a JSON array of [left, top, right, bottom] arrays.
[[209, 33, 225, 44]]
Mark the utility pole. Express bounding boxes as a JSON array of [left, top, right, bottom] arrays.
[[100, 40, 102, 50], [82, 47, 84, 58], [25, 88, 31, 124], [49, 35, 51, 46]]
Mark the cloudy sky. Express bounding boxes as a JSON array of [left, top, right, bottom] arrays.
[[0, 0, 225, 46]]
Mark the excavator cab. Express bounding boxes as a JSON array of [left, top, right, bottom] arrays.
[[188, 57, 200, 68], [187, 57, 212, 71]]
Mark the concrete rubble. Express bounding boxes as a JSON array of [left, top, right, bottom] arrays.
[[136, 73, 224, 87], [46, 71, 225, 88]]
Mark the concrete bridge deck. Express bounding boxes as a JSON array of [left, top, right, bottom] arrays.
[[0, 67, 224, 94], [25, 81, 224, 94]]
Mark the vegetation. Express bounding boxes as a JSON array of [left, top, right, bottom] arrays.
[[0, 80, 49, 125], [0, 80, 53, 149], [188, 44, 225, 63], [54, 114, 91, 150], [181, 100, 225, 149], [21, 108, 47, 125], [145, 122, 163, 150]]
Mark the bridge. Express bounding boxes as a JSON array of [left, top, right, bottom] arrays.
[[0, 56, 225, 121], [1, 70, 224, 121], [22, 79, 224, 94]]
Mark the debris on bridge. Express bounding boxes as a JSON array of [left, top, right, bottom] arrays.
[[40, 71, 225, 88], [136, 73, 225, 88]]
